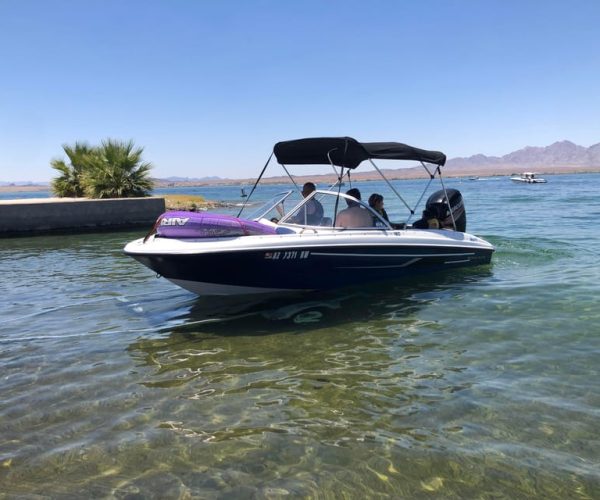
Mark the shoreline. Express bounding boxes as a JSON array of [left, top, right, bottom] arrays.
[[153, 165, 600, 188], [2, 165, 600, 193]]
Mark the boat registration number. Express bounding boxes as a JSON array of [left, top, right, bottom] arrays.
[[264, 251, 310, 260]]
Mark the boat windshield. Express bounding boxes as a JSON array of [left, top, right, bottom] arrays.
[[247, 191, 297, 221], [279, 190, 391, 229]]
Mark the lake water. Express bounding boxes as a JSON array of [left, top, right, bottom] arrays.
[[1, 174, 599, 498]]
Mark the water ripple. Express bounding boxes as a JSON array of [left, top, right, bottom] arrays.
[[2, 177, 600, 497]]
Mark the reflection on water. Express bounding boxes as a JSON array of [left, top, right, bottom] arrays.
[[114, 269, 595, 498], [120, 275, 498, 496], [129, 268, 492, 338]]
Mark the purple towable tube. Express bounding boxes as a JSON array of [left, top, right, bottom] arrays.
[[155, 211, 277, 238]]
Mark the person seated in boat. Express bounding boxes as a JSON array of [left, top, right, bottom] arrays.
[[368, 193, 390, 226], [368, 193, 405, 229], [290, 182, 323, 225], [336, 188, 373, 228], [412, 208, 440, 229]]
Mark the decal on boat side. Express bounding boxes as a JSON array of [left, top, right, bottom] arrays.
[[264, 251, 310, 260], [160, 217, 190, 226]]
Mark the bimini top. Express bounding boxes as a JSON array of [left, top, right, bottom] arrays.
[[273, 136, 446, 169]]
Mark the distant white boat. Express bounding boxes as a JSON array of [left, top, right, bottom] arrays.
[[510, 172, 547, 184]]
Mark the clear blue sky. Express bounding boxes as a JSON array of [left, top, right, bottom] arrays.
[[1, 0, 599, 181]]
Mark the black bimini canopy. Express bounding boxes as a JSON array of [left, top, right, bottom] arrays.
[[273, 137, 446, 169]]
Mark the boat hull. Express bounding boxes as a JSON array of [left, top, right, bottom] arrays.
[[125, 231, 494, 295], [510, 178, 547, 183]]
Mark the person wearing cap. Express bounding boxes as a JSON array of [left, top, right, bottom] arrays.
[[336, 188, 372, 228]]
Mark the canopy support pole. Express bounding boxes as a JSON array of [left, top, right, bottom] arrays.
[[368, 159, 413, 214], [405, 160, 438, 224], [329, 165, 342, 188], [332, 167, 346, 226], [437, 167, 457, 230], [280, 163, 301, 193], [236, 152, 273, 217], [419, 161, 435, 179], [326, 148, 347, 226]]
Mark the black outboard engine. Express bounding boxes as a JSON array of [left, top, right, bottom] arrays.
[[425, 188, 467, 232]]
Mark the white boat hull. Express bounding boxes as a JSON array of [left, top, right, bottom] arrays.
[[124, 228, 495, 296]]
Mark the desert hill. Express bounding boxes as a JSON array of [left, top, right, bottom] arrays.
[[154, 140, 600, 187], [4, 140, 599, 191]]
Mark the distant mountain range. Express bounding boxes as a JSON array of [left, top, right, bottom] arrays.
[[446, 140, 600, 170], [0, 181, 50, 187], [156, 176, 223, 182], [152, 140, 600, 185], [3, 141, 599, 186]]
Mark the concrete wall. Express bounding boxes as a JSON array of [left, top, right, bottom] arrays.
[[0, 197, 165, 236]]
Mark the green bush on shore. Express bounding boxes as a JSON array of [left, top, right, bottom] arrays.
[[51, 139, 153, 198]]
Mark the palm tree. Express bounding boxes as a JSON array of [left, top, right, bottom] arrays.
[[83, 139, 153, 198], [50, 142, 96, 197]]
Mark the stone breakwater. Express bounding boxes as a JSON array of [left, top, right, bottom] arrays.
[[0, 197, 165, 236]]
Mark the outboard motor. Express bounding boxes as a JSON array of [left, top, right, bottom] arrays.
[[425, 188, 467, 232]]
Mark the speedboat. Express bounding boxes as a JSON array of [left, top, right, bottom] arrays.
[[510, 172, 547, 183], [124, 137, 495, 295]]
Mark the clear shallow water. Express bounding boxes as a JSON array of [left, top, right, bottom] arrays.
[[1, 174, 599, 498]]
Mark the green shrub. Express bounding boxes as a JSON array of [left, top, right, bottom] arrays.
[[50, 142, 96, 197], [83, 140, 153, 198], [50, 139, 153, 198]]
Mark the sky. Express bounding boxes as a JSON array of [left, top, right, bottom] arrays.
[[1, 0, 599, 182]]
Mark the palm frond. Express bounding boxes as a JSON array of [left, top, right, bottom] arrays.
[[83, 139, 153, 198]]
